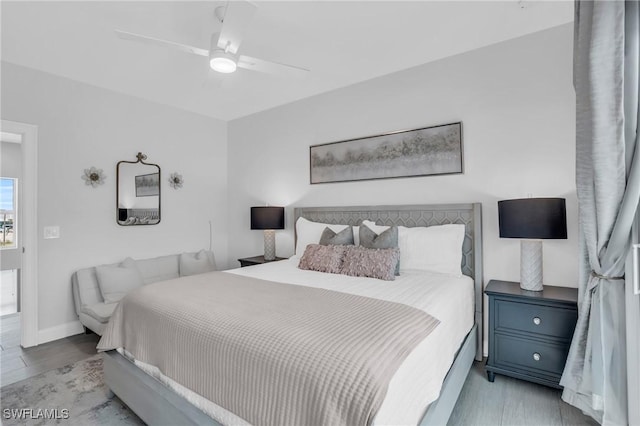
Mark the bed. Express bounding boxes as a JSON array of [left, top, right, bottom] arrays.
[[100, 203, 483, 426]]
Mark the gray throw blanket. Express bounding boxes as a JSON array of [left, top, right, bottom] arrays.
[[98, 272, 440, 426]]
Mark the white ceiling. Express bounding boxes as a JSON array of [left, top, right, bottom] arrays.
[[1, 1, 573, 121]]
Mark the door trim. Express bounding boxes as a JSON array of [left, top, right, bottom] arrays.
[[1, 119, 38, 347]]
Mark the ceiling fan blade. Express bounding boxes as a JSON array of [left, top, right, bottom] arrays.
[[217, 0, 257, 54], [115, 30, 209, 57], [238, 55, 310, 77]]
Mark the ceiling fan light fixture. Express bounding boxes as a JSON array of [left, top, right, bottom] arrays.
[[210, 50, 237, 73]]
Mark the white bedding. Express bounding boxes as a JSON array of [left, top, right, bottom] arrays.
[[122, 258, 474, 425]]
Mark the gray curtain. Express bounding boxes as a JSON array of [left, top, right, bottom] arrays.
[[560, 1, 640, 425]]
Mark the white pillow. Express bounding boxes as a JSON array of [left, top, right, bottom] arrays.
[[180, 250, 217, 277], [295, 217, 350, 258], [362, 220, 465, 276], [95, 258, 143, 303]]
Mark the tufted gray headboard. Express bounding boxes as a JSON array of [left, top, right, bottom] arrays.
[[293, 203, 483, 360]]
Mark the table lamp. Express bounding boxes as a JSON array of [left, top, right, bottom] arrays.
[[251, 206, 285, 261], [498, 198, 567, 291]]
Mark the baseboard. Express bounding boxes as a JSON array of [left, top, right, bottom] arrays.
[[38, 320, 84, 344]]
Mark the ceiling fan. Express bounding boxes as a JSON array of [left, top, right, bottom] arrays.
[[115, 1, 309, 76]]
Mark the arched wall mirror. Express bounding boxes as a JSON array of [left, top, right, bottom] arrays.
[[117, 152, 161, 226]]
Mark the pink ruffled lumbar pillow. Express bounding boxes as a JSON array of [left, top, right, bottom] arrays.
[[298, 244, 348, 274], [340, 246, 400, 281]]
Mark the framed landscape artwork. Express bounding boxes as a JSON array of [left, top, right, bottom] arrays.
[[135, 172, 160, 197], [310, 122, 463, 184]]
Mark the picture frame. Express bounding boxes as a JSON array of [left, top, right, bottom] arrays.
[[135, 172, 160, 197], [309, 122, 463, 184]]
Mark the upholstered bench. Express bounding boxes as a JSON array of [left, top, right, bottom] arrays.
[[72, 250, 216, 335]]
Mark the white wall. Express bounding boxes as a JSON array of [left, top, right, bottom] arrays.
[[228, 25, 577, 325], [1, 62, 228, 336]]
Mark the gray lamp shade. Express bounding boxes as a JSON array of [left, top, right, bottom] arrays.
[[250, 207, 285, 230], [498, 198, 567, 239]]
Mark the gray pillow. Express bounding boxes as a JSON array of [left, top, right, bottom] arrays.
[[339, 246, 400, 281], [136, 254, 179, 284], [95, 258, 144, 303], [298, 244, 348, 274], [319, 226, 354, 246], [359, 224, 400, 275], [180, 250, 217, 277]]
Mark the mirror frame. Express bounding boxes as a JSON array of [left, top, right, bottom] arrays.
[[116, 152, 161, 226]]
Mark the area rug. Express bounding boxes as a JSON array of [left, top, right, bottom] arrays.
[[1, 355, 144, 425]]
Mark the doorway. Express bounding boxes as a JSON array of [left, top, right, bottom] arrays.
[[1, 120, 38, 348], [1, 135, 23, 350]]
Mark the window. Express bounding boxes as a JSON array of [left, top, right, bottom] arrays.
[[0, 177, 17, 249]]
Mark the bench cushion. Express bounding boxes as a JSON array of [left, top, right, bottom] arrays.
[[96, 258, 144, 303], [72, 250, 216, 335], [81, 302, 119, 323], [72, 267, 104, 313], [136, 254, 180, 284]]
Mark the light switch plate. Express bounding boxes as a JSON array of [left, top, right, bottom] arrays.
[[43, 226, 60, 239]]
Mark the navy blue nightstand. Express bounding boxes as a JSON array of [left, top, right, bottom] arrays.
[[485, 280, 578, 389], [238, 255, 287, 268]]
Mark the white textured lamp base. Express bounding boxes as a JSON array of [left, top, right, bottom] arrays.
[[264, 230, 276, 261], [520, 240, 543, 292]]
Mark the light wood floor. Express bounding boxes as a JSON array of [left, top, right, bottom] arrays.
[[0, 313, 100, 387], [448, 360, 597, 426], [1, 314, 595, 425]]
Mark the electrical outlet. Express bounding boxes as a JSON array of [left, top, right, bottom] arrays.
[[43, 226, 60, 239]]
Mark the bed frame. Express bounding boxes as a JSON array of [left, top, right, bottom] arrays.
[[103, 203, 483, 426]]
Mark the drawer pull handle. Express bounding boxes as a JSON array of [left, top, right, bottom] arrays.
[[533, 352, 541, 361], [533, 317, 541, 325]]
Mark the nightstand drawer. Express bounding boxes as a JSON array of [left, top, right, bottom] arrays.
[[495, 333, 570, 377], [495, 299, 577, 341]]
